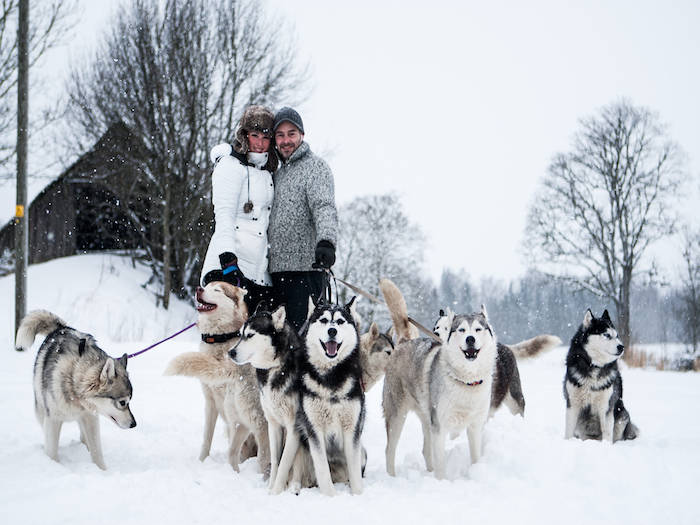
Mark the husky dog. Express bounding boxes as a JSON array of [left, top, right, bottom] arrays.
[[231, 303, 375, 495], [564, 309, 639, 443], [229, 305, 303, 494], [381, 279, 501, 479], [433, 309, 561, 416], [294, 297, 365, 496], [359, 322, 394, 391], [16, 310, 136, 470], [164, 282, 270, 474], [432, 308, 453, 342]]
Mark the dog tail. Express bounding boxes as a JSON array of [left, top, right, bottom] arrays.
[[379, 278, 419, 344], [15, 310, 67, 351], [164, 352, 239, 384], [508, 334, 562, 359]]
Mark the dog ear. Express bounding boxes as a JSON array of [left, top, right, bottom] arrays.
[[78, 338, 86, 357], [100, 358, 116, 383], [439, 309, 445, 317], [272, 305, 287, 331], [221, 282, 247, 304], [480, 304, 489, 322], [446, 310, 457, 341], [345, 296, 358, 321], [582, 309, 594, 328], [306, 296, 316, 320], [253, 301, 268, 316], [118, 353, 128, 370], [369, 322, 379, 338], [601, 309, 612, 322]]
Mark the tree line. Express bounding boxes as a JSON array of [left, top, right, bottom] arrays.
[[1, 1, 697, 354], [336, 194, 699, 356]]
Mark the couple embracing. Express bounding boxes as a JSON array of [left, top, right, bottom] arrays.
[[200, 106, 338, 330]]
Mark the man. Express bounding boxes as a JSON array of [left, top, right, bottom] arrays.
[[268, 107, 338, 330]]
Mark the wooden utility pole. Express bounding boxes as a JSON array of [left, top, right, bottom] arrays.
[[15, 0, 29, 343]]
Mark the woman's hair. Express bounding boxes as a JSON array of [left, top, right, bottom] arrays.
[[233, 105, 278, 172]]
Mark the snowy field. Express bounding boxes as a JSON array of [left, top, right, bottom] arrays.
[[1, 255, 698, 525]]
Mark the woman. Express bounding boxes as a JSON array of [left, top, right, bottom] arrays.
[[200, 105, 278, 311]]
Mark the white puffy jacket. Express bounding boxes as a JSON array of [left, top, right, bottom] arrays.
[[200, 147, 275, 286]]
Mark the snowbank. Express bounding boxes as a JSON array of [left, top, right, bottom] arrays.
[[0, 255, 697, 524]]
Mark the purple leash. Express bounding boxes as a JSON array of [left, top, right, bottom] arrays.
[[127, 322, 197, 359]]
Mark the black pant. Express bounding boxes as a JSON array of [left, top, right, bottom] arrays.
[[271, 271, 326, 332]]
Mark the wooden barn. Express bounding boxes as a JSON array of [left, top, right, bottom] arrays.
[[0, 122, 153, 266]]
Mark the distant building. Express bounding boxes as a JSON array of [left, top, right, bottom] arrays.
[[0, 122, 153, 267]]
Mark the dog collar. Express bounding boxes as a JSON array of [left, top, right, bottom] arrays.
[[201, 331, 240, 344], [450, 373, 484, 387]]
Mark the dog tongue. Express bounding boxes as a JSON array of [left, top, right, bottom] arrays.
[[325, 340, 338, 357]]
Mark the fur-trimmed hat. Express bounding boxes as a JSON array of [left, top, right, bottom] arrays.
[[273, 107, 304, 134], [233, 105, 278, 172]]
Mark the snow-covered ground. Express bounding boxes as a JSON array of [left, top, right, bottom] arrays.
[[1, 254, 698, 525]]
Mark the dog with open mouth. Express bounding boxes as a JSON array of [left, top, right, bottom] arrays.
[[380, 279, 499, 480], [164, 281, 270, 475], [296, 297, 365, 496], [432, 309, 561, 417], [16, 310, 137, 470]]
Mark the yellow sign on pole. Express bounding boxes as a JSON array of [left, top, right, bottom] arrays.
[[15, 205, 24, 218]]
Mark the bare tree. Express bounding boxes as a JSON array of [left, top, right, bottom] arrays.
[[524, 100, 685, 347], [335, 194, 436, 327], [0, 0, 75, 177], [677, 229, 700, 354], [65, 0, 308, 308]]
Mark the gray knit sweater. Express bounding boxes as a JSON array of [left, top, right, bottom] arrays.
[[268, 142, 338, 272]]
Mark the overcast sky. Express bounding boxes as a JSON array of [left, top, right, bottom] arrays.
[[16, 0, 700, 284]]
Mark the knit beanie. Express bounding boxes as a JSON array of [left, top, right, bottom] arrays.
[[273, 107, 304, 134]]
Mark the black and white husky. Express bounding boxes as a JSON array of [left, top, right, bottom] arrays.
[[230, 301, 372, 495], [297, 297, 365, 496], [564, 309, 639, 442], [229, 305, 303, 494], [16, 310, 136, 470]]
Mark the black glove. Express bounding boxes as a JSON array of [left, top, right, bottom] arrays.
[[313, 240, 336, 269], [219, 252, 245, 284], [202, 252, 245, 286]]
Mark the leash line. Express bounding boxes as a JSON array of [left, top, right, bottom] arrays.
[[127, 322, 197, 359]]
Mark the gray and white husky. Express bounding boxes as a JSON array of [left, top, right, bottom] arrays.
[[433, 308, 561, 416], [358, 321, 394, 391], [381, 279, 497, 479], [564, 309, 639, 443], [297, 297, 365, 496], [381, 279, 562, 479], [16, 310, 136, 470]]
